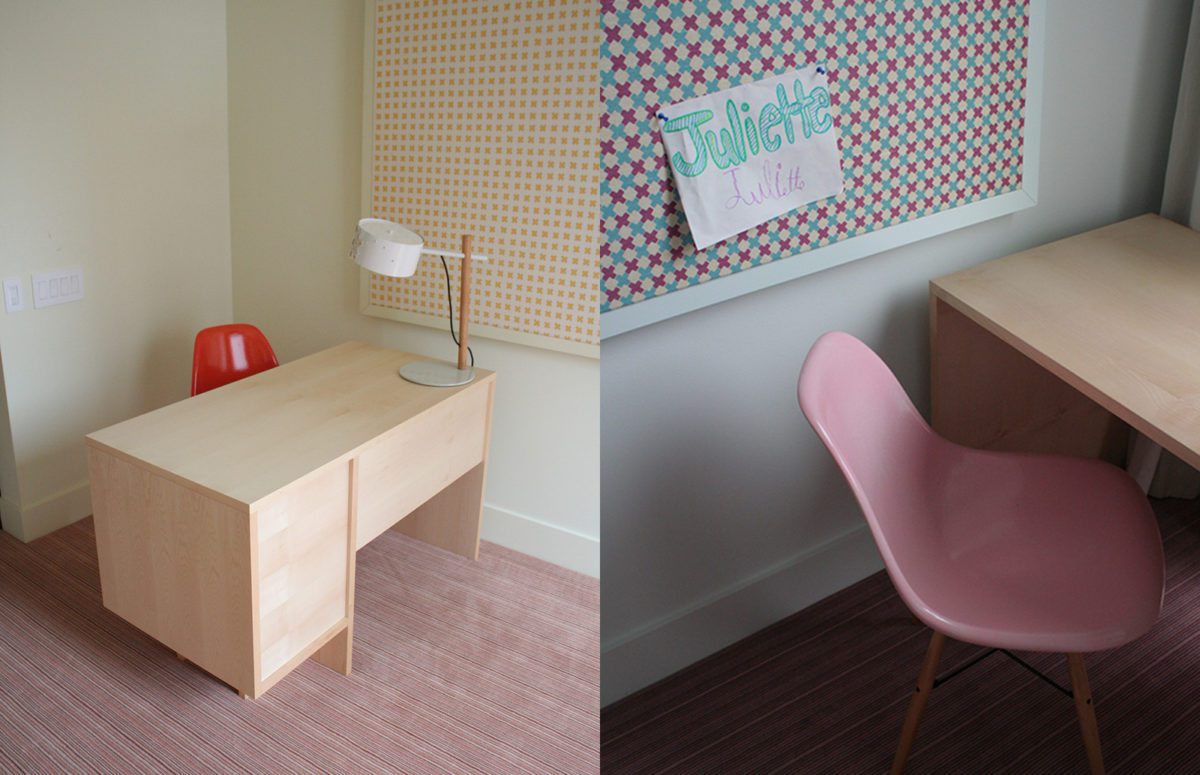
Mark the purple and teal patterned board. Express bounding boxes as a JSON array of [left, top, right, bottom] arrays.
[[599, 0, 1030, 315]]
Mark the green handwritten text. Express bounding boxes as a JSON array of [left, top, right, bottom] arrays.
[[662, 77, 833, 178]]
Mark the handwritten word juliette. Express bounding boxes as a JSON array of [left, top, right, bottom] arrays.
[[726, 161, 806, 210], [661, 79, 834, 178]]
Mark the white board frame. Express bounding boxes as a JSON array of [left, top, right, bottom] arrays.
[[600, 0, 1045, 340]]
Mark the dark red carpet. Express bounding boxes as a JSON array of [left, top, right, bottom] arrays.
[[603, 498, 1200, 773]]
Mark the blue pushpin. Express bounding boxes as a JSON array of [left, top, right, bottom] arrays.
[[816, 65, 826, 75]]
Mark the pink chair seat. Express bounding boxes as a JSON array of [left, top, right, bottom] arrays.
[[898, 448, 1162, 653], [798, 332, 1163, 655]]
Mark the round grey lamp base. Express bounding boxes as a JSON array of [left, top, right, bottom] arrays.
[[399, 361, 474, 387]]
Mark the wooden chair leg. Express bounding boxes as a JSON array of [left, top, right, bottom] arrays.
[[1067, 653, 1105, 775], [891, 630, 946, 775]]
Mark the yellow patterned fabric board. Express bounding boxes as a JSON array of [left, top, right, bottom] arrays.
[[369, 0, 600, 345]]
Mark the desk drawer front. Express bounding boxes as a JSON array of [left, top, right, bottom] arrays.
[[355, 384, 490, 549], [254, 461, 351, 680]]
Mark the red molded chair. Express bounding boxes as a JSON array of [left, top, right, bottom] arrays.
[[798, 332, 1163, 775], [191, 324, 279, 396]]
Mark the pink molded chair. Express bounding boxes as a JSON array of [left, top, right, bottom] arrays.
[[798, 332, 1163, 775], [191, 324, 279, 396]]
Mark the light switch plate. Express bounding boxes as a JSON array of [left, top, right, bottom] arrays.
[[2, 277, 24, 312], [31, 266, 84, 309]]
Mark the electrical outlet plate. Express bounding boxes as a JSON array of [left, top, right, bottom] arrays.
[[3, 277, 24, 312], [31, 266, 84, 309]]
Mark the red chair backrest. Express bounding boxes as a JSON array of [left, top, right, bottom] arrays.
[[191, 324, 279, 396]]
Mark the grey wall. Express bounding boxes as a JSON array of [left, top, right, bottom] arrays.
[[601, 0, 1195, 705]]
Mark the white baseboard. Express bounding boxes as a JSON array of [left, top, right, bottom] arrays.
[[481, 504, 598, 578], [0, 480, 92, 543], [601, 524, 883, 706], [0, 494, 25, 540]]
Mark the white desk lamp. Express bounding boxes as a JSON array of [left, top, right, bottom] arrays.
[[351, 218, 486, 387]]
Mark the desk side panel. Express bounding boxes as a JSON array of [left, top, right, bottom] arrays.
[[89, 447, 255, 692], [930, 294, 1129, 462], [356, 381, 491, 550]]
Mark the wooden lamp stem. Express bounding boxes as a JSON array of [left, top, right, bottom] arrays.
[[457, 234, 472, 371]]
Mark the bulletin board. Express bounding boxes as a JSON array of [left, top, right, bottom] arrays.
[[599, 0, 1045, 337], [362, 0, 600, 356]]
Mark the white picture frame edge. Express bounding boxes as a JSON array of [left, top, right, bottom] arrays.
[[600, 0, 1046, 340]]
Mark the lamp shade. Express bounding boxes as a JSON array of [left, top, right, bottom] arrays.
[[351, 218, 424, 277]]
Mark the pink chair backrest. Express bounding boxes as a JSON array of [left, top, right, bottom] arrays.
[[797, 332, 941, 571], [191, 324, 279, 396]]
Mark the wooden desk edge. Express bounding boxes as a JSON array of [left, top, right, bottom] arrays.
[[84, 369, 499, 513], [929, 278, 1200, 472], [85, 437, 251, 512]]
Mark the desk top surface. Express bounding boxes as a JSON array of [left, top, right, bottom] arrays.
[[932, 213, 1200, 467], [87, 342, 495, 508]]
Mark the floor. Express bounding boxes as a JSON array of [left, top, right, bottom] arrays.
[[0, 518, 599, 774], [603, 498, 1200, 774]]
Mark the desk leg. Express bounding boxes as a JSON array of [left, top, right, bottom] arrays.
[[312, 624, 353, 674], [392, 462, 486, 560], [930, 295, 1128, 461]]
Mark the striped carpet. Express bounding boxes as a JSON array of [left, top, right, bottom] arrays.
[[0, 518, 598, 774], [603, 497, 1200, 774]]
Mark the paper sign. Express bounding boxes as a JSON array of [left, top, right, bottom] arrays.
[[658, 65, 844, 250]]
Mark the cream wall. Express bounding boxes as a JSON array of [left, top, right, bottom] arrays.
[[226, 0, 599, 575], [0, 0, 233, 540], [601, 0, 1196, 704]]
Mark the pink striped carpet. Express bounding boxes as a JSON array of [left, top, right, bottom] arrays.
[[603, 497, 1200, 773], [0, 518, 598, 773]]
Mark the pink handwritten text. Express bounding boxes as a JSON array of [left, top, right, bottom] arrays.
[[724, 161, 807, 210]]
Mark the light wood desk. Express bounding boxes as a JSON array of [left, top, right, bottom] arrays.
[[931, 214, 1200, 469], [86, 342, 495, 698]]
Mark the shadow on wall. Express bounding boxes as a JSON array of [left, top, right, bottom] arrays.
[[0, 347, 12, 532], [874, 287, 933, 415], [1121, 0, 1191, 214], [600, 279, 932, 698], [139, 327, 202, 410], [601, 344, 870, 638]]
